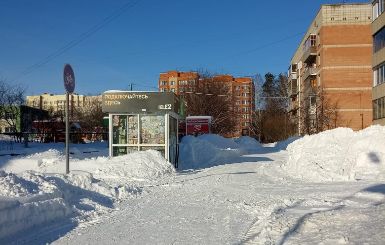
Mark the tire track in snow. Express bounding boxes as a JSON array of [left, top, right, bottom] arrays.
[[239, 200, 300, 245]]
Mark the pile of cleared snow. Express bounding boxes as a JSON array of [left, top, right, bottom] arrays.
[[0, 171, 69, 240], [198, 134, 239, 149], [0, 170, 57, 197], [179, 136, 240, 169], [93, 150, 175, 182], [0, 143, 175, 241], [234, 136, 263, 152], [179, 134, 264, 170], [274, 136, 301, 151], [2, 148, 174, 184], [283, 126, 385, 182], [0, 170, 139, 241]]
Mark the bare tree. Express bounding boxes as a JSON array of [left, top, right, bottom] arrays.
[[0, 80, 26, 135], [301, 89, 339, 134], [184, 75, 237, 135], [250, 74, 264, 139], [73, 97, 104, 132], [256, 73, 295, 143]]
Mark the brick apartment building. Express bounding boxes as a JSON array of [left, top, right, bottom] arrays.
[[288, 3, 373, 135], [158, 71, 255, 137], [372, 0, 385, 125]]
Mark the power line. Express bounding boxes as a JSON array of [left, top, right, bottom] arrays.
[[12, 0, 142, 81], [226, 31, 305, 59]]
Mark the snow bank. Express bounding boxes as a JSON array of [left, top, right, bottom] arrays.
[[274, 136, 301, 151], [0, 171, 71, 240], [234, 136, 263, 152], [179, 135, 241, 170], [93, 150, 175, 182], [197, 134, 239, 149], [0, 169, 141, 241], [283, 126, 385, 182], [0, 141, 176, 241], [179, 134, 264, 170]]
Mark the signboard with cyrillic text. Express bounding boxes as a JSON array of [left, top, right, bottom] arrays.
[[102, 91, 181, 114]]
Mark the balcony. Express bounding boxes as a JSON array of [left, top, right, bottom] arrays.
[[302, 46, 317, 64], [309, 105, 316, 115], [302, 66, 317, 81], [288, 81, 298, 98], [288, 100, 299, 112], [288, 72, 297, 81]]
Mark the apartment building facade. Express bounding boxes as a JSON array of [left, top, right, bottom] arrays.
[[26, 93, 102, 116], [159, 71, 199, 94], [372, 0, 385, 125], [158, 71, 255, 137], [288, 3, 373, 135]]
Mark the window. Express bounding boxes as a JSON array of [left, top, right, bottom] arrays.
[[374, 63, 385, 86], [188, 80, 195, 86], [310, 96, 316, 106], [242, 107, 249, 112], [373, 96, 385, 120], [373, 0, 385, 20], [303, 34, 316, 51], [170, 88, 175, 93], [374, 26, 385, 53], [241, 100, 249, 105], [242, 114, 250, 119], [160, 88, 168, 92], [161, 81, 167, 86], [179, 80, 188, 86], [311, 79, 317, 88]]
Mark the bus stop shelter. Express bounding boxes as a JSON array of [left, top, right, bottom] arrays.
[[102, 91, 183, 167]]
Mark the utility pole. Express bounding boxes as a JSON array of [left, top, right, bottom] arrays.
[[129, 83, 133, 91]]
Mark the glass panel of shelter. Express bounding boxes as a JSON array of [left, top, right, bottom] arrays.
[[168, 116, 178, 167], [111, 114, 167, 158]]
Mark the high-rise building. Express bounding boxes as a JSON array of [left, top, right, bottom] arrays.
[[159, 71, 199, 94], [288, 3, 373, 135], [158, 71, 255, 137], [372, 0, 385, 125]]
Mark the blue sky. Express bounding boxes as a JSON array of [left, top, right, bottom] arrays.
[[0, 0, 369, 95]]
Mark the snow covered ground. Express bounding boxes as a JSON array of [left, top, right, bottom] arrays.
[[0, 127, 384, 244]]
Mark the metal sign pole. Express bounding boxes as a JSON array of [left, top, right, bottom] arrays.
[[63, 64, 75, 175], [65, 92, 70, 174]]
